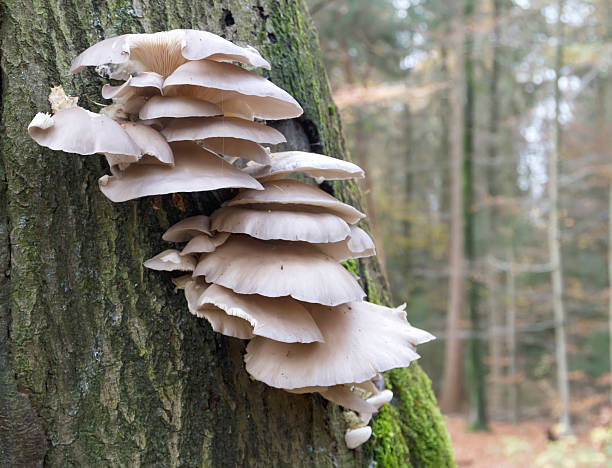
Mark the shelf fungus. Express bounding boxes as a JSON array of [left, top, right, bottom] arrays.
[[28, 28, 434, 451]]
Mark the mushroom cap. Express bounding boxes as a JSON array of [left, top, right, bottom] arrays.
[[105, 122, 174, 171], [181, 232, 230, 254], [161, 116, 286, 145], [366, 389, 393, 409], [98, 142, 263, 202], [319, 385, 377, 414], [244, 301, 429, 389], [163, 60, 302, 120], [193, 235, 365, 306], [70, 29, 270, 78], [184, 278, 255, 339], [316, 226, 376, 262], [244, 151, 365, 181], [28, 107, 140, 157], [143, 249, 196, 271], [224, 180, 365, 225], [192, 284, 324, 343], [162, 215, 211, 242], [210, 206, 351, 243], [101, 72, 164, 99], [345, 427, 372, 450], [202, 138, 271, 165], [139, 96, 222, 120]]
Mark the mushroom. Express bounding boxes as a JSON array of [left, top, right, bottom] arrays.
[[105, 122, 174, 172], [98, 141, 263, 202], [186, 283, 324, 343], [244, 300, 433, 389], [315, 226, 376, 262], [244, 151, 365, 182], [163, 60, 303, 120], [223, 179, 365, 225], [181, 232, 230, 255], [70, 29, 270, 79], [318, 385, 377, 414], [210, 206, 352, 243], [193, 235, 365, 306], [345, 427, 372, 450], [162, 215, 211, 242], [143, 249, 197, 272], [139, 96, 222, 120]]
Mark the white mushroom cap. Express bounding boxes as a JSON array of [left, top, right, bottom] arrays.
[[101, 72, 164, 100], [319, 385, 377, 414], [210, 206, 351, 243], [98, 141, 263, 202], [181, 232, 230, 254], [367, 389, 393, 409], [244, 151, 365, 181], [139, 96, 222, 120], [28, 107, 140, 157], [184, 278, 254, 339], [161, 117, 286, 144], [70, 29, 270, 78], [345, 427, 372, 450], [244, 301, 430, 389], [143, 249, 196, 271], [224, 180, 365, 225], [162, 215, 211, 242], [315, 226, 376, 262], [193, 235, 365, 306], [163, 60, 302, 120], [190, 284, 324, 343], [105, 122, 174, 171]]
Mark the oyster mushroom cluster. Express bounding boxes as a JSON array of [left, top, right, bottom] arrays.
[[27, 29, 434, 450]]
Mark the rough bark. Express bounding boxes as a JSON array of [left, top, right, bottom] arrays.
[[0, 1, 454, 466]]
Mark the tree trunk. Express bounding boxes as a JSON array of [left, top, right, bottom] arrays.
[[549, 0, 572, 434], [440, 2, 466, 415], [0, 1, 454, 467], [463, 0, 488, 431]]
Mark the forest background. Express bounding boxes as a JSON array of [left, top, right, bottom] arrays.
[[307, 0, 612, 465]]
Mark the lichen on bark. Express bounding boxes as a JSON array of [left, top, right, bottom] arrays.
[[0, 0, 454, 466]]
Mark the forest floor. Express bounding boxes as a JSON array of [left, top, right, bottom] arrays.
[[445, 414, 612, 467]]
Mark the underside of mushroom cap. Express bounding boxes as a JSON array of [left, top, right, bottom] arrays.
[[28, 107, 141, 157], [192, 284, 324, 343], [210, 206, 352, 243], [161, 116, 286, 145], [70, 29, 270, 78], [224, 180, 366, 224], [319, 385, 377, 414], [162, 215, 212, 242], [244, 151, 365, 181], [163, 60, 303, 120], [193, 235, 365, 305], [139, 96, 223, 120], [143, 249, 196, 271], [98, 141, 263, 202], [244, 300, 431, 389]]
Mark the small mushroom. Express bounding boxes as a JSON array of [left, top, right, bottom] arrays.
[[162, 215, 211, 242], [163, 60, 303, 120], [98, 142, 263, 202], [244, 151, 365, 182], [105, 122, 174, 172], [143, 249, 196, 271], [193, 235, 365, 306], [210, 206, 352, 243], [70, 29, 270, 79], [319, 385, 377, 414], [345, 427, 372, 450], [181, 232, 230, 255], [224, 180, 365, 225], [101, 72, 164, 100], [139, 96, 222, 120], [315, 226, 376, 262]]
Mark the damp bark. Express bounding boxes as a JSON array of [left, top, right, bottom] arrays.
[[0, 1, 454, 466]]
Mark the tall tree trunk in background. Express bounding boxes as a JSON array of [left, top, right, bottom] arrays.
[[464, 0, 489, 431], [608, 178, 612, 411], [486, 0, 502, 419], [505, 247, 519, 423], [440, 2, 466, 414], [0, 1, 455, 466], [549, 0, 572, 434]]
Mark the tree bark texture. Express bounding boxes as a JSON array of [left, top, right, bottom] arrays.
[[0, 1, 454, 466]]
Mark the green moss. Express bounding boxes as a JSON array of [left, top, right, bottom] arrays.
[[342, 258, 360, 276]]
